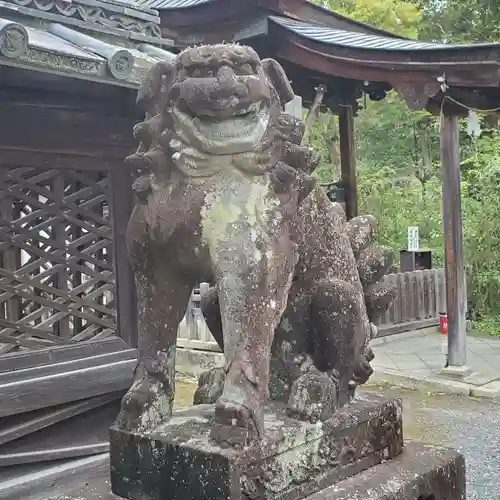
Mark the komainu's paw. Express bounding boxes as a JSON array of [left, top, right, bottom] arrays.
[[114, 375, 174, 433], [210, 399, 260, 449], [287, 368, 338, 424], [193, 367, 225, 405]]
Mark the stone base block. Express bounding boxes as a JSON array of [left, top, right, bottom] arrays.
[[110, 394, 403, 500], [304, 442, 466, 500], [440, 365, 473, 379]]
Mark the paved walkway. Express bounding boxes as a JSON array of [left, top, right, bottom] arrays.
[[370, 330, 500, 397]]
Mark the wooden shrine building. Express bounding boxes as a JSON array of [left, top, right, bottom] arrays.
[[0, 0, 177, 495], [144, 0, 500, 373]]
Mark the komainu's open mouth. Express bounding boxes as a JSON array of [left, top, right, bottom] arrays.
[[171, 101, 270, 156]]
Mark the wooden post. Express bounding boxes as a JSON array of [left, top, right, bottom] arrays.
[[339, 106, 357, 220], [111, 167, 138, 348], [440, 113, 467, 368]]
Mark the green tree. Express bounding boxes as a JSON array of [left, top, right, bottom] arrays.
[[416, 0, 500, 43], [308, 0, 500, 334], [312, 0, 422, 37]]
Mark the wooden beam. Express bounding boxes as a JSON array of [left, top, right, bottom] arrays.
[[0, 103, 134, 159], [275, 39, 500, 88], [339, 105, 357, 220], [440, 114, 467, 367]]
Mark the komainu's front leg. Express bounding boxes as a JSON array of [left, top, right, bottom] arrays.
[[208, 232, 296, 447], [115, 211, 194, 432]]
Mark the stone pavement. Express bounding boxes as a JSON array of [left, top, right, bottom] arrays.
[[370, 329, 500, 398]]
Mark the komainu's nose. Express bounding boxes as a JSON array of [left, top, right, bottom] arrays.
[[216, 65, 247, 99]]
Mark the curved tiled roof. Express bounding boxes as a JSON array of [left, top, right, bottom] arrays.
[[137, 0, 212, 9], [270, 16, 500, 51], [0, 18, 176, 87]]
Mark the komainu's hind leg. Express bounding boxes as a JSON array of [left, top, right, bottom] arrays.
[[287, 279, 367, 422]]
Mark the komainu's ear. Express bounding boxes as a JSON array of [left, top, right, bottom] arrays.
[[261, 58, 295, 105], [137, 61, 175, 116]]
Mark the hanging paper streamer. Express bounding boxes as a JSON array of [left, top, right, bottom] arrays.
[[466, 110, 481, 138]]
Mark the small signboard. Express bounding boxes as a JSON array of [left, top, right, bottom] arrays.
[[407, 227, 420, 252], [285, 95, 303, 120]]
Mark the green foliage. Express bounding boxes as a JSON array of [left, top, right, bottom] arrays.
[[460, 131, 500, 323], [307, 0, 500, 334], [416, 0, 500, 43], [312, 0, 422, 37], [357, 167, 444, 265]]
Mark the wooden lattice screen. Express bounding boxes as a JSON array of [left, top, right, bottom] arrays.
[[0, 166, 120, 355]]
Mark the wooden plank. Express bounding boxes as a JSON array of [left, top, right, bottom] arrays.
[[0, 337, 128, 373], [0, 349, 136, 384], [0, 395, 119, 464], [0, 357, 135, 417], [441, 113, 467, 366], [338, 105, 357, 220], [402, 272, 413, 322], [394, 273, 405, 324], [414, 271, 425, 320], [437, 268, 447, 314], [376, 318, 440, 338], [177, 338, 222, 352], [0, 453, 109, 500], [111, 169, 138, 349], [422, 270, 430, 318], [0, 393, 121, 446], [0, 443, 109, 467]]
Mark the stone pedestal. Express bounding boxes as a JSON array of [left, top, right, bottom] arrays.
[[110, 394, 403, 500], [303, 442, 465, 500]]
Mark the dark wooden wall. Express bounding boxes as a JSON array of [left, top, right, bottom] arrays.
[[0, 75, 140, 485]]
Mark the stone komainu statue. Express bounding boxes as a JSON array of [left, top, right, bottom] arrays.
[[115, 43, 396, 447]]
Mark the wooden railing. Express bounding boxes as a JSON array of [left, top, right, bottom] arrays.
[[372, 268, 446, 337], [177, 268, 446, 350]]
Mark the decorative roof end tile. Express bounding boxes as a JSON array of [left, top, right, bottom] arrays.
[[0, 19, 28, 58], [48, 22, 134, 79]]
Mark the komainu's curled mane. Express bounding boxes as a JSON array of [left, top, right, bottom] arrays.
[[115, 43, 396, 448]]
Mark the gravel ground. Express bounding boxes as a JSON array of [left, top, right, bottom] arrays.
[[50, 385, 500, 500]]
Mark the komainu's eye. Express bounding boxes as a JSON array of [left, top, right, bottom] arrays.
[[236, 63, 253, 75], [191, 67, 215, 78]]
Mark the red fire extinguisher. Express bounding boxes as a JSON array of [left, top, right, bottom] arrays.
[[439, 312, 448, 335], [439, 312, 448, 356]]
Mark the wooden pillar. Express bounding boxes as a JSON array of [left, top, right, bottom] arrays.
[[339, 106, 357, 220], [111, 167, 138, 348], [440, 113, 467, 367]]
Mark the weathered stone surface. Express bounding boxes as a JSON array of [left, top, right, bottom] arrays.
[[116, 42, 398, 446], [110, 394, 403, 500], [304, 442, 466, 500]]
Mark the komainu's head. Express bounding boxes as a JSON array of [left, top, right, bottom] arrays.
[[169, 44, 295, 155], [129, 43, 301, 188]]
